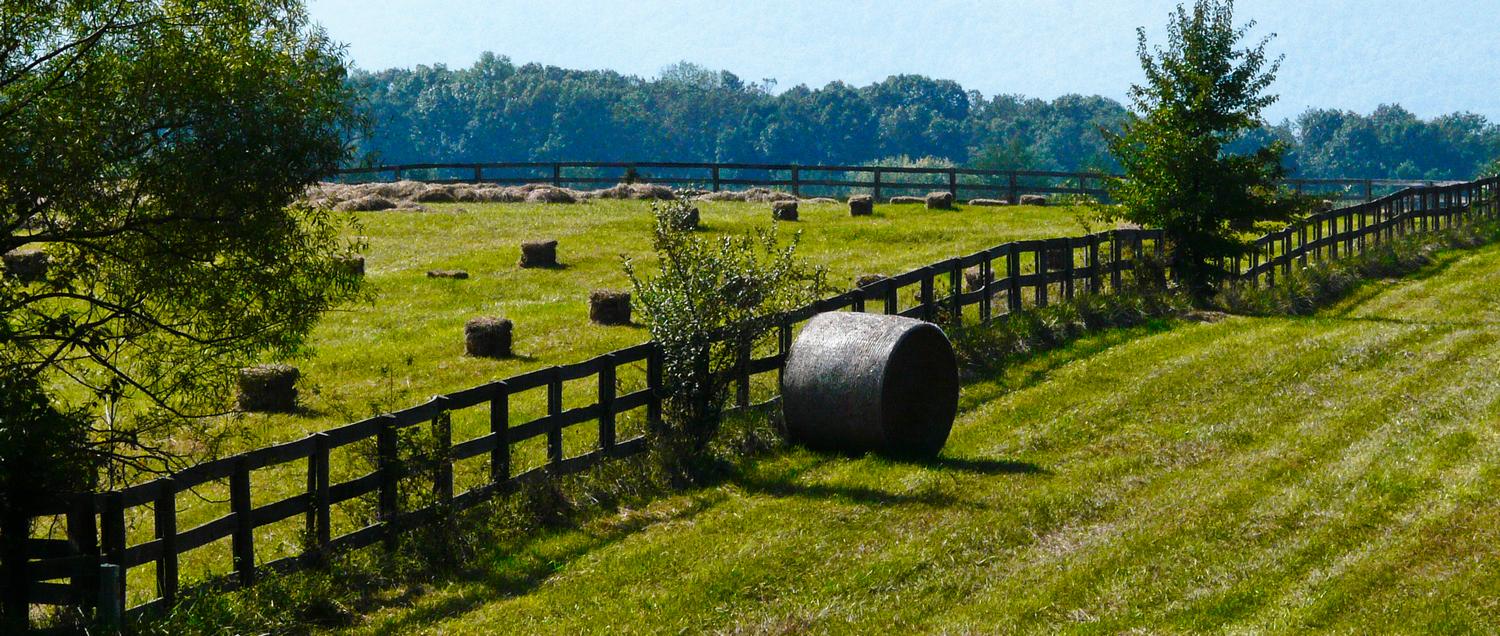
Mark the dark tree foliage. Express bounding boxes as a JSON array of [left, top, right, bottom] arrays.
[[345, 56, 1500, 180], [1, 1, 364, 496], [1103, 0, 1310, 299]]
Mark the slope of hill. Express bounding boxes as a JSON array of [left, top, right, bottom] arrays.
[[333, 242, 1500, 634]]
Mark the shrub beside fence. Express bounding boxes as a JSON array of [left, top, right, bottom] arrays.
[[4, 173, 1497, 631]]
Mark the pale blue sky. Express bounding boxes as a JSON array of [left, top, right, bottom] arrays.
[[305, 0, 1500, 123]]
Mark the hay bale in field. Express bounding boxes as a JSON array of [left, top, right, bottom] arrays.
[[695, 190, 745, 202], [772, 200, 799, 221], [427, 269, 470, 279], [464, 317, 513, 358], [3, 250, 49, 283], [889, 196, 925, 204], [412, 185, 459, 203], [470, 187, 524, 203], [801, 197, 839, 205], [967, 198, 1010, 206], [745, 188, 797, 203], [362, 180, 430, 201], [518, 240, 559, 268], [854, 273, 888, 289], [1019, 194, 1048, 206], [525, 186, 578, 204], [782, 312, 958, 458], [237, 364, 299, 413], [848, 195, 874, 216], [925, 192, 955, 210], [334, 254, 365, 277], [630, 183, 676, 200], [586, 183, 634, 200], [964, 266, 992, 292], [335, 196, 398, 212], [589, 290, 631, 325]]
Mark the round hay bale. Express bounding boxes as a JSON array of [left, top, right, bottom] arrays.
[[525, 187, 578, 204], [412, 185, 458, 203], [854, 273, 888, 289], [925, 192, 955, 210], [427, 269, 470, 279], [464, 317, 513, 358], [667, 206, 700, 231], [782, 312, 958, 458], [964, 266, 992, 292], [695, 190, 746, 202], [967, 198, 1010, 206], [519, 240, 559, 268], [335, 254, 365, 277], [629, 183, 677, 200], [237, 364, 299, 413], [3, 250, 50, 283], [589, 290, 632, 325], [1019, 194, 1048, 206], [889, 196, 925, 204], [772, 200, 799, 221], [335, 196, 398, 212], [848, 195, 874, 216]]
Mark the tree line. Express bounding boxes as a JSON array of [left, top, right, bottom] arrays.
[[348, 54, 1500, 180]]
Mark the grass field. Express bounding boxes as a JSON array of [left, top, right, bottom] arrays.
[[240, 198, 1084, 446], [321, 241, 1500, 634]]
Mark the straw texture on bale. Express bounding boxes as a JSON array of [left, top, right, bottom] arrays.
[[464, 317, 513, 358], [772, 200, 799, 221], [3, 250, 49, 282], [967, 198, 1010, 206], [589, 290, 632, 325], [335, 196, 398, 212], [237, 364, 299, 413], [1019, 194, 1048, 206], [782, 312, 958, 458], [519, 240, 559, 268], [848, 195, 874, 216], [925, 192, 955, 210], [525, 187, 578, 204]]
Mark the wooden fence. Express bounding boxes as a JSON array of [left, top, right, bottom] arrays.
[[5, 174, 1497, 631], [333, 161, 1450, 204]]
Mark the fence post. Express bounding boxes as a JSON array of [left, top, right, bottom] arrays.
[[599, 354, 617, 451], [883, 278, 899, 315], [377, 415, 399, 551], [230, 457, 255, 586], [1109, 233, 1123, 291], [978, 253, 993, 323], [1088, 235, 1101, 293], [547, 369, 564, 467], [434, 408, 453, 509], [1035, 245, 1049, 308], [1007, 246, 1023, 314], [100, 492, 125, 613], [647, 346, 664, 432], [96, 563, 122, 634], [1008, 172, 1019, 203], [473, 166, 483, 183], [791, 166, 801, 198], [872, 168, 882, 201], [947, 169, 958, 198], [67, 494, 99, 610], [736, 343, 751, 409], [154, 478, 178, 606], [1062, 239, 1076, 301], [948, 259, 963, 329], [490, 382, 511, 484], [551, 163, 562, 188], [711, 166, 721, 192], [1364, 179, 1373, 202], [308, 433, 331, 563], [920, 269, 936, 322]]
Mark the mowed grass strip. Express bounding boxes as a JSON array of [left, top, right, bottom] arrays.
[[330, 243, 1500, 634], [245, 198, 1082, 445]]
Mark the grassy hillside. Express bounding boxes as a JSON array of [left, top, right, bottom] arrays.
[[234, 198, 1082, 446], [328, 242, 1500, 634]]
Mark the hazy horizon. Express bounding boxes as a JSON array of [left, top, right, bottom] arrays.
[[306, 0, 1500, 125]]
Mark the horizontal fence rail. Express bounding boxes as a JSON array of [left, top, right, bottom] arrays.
[[7, 173, 1497, 630], [332, 161, 1455, 205]]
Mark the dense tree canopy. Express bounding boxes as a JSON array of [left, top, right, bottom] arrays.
[[1, 0, 364, 497], [347, 56, 1500, 179]]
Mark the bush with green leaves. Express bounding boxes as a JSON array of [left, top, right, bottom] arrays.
[[624, 201, 826, 448]]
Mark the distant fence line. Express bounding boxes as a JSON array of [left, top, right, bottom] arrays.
[[333, 161, 1456, 204], [5, 172, 1497, 631]]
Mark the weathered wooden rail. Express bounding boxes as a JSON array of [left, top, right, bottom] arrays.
[[6, 173, 1497, 631], [333, 160, 1448, 204]]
